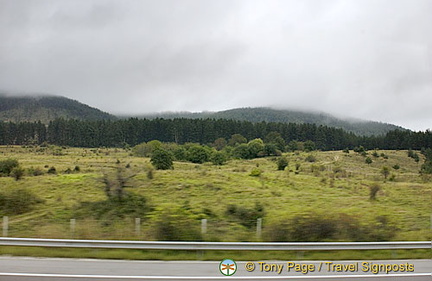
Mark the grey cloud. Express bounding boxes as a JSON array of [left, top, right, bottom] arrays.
[[0, 0, 431, 130]]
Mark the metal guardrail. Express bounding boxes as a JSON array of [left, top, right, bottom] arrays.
[[0, 237, 429, 251]]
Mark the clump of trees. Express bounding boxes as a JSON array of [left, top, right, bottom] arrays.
[[134, 132, 318, 167]]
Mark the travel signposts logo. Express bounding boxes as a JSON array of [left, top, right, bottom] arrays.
[[219, 259, 237, 276]]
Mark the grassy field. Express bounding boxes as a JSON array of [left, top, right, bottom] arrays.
[[0, 145, 430, 260]]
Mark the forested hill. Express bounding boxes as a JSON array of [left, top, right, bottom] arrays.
[[139, 107, 404, 136], [0, 95, 115, 124]]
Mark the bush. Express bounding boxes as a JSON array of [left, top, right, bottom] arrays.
[[225, 203, 265, 228], [354, 146, 366, 153], [11, 167, 25, 180], [147, 168, 154, 179], [0, 159, 19, 176], [232, 144, 252, 159], [0, 188, 42, 214], [305, 155, 316, 162], [247, 138, 265, 158], [151, 149, 174, 170], [365, 157, 372, 164], [249, 168, 262, 177], [369, 184, 380, 200], [75, 193, 151, 220], [31, 167, 44, 176], [47, 166, 57, 174], [290, 214, 337, 241], [186, 145, 211, 164], [277, 157, 289, 170], [150, 205, 202, 241], [173, 146, 187, 161], [420, 161, 432, 174], [132, 140, 163, 157], [211, 151, 227, 165], [304, 140, 316, 152], [263, 213, 397, 242], [393, 164, 400, 170], [381, 166, 390, 179]]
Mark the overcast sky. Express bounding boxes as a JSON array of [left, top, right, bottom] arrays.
[[0, 0, 431, 131]]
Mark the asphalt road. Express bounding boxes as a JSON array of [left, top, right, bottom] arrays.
[[0, 257, 430, 281]]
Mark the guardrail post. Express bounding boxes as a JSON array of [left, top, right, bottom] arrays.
[[70, 219, 76, 238], [2, 216, 8, 237], [135, 218, 141, 236], [256, 218, 262, 240], [201, 219, 207, 236]]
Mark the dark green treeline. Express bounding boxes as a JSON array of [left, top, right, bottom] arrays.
[[0, 118, 430, 150]]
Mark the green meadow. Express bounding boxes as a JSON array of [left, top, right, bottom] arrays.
[[0, 145, 430, 260]]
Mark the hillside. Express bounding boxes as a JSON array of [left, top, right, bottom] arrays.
[[0, 95, 116, 124], [0, 146, 430, 261], [137, 107, 405, 136]]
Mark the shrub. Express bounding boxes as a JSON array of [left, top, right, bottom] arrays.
[[247, 138, 265, 158], [232, 144, 252, 159], [408, 150, 420, 162], [0, 159, 19, 176], [147, 169, 154, 179], [225, 203, 265, 228], [186, 145, 211, 164], [420, 161, 432, 174], [151, 149, 174, 170], [277, 157, 289, 171], [369, 184, 380, 200], [75, 193, 151, 220], [249, 168, 262, 177], [381, 166, 390, 179], [354, 146, 366, 153], [263, 213, 397, 242], [365, 157, 372, 164], [47, 166, 57, 174], [392, 164, 400, 170], [132, 140, 163, 157], [305, 155, 316, 162], [303, 140, 316, 152], [290, 214, 337, 241], [11, 167, 25, 180], [150, 205, 202, 241], [173, 146, 187, 161], [211, 151, 227, 165], [0, 188, 42, 214], [29, 167, 44, 176]]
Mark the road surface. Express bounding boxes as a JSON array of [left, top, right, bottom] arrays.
[[0, 257, 430, 280]]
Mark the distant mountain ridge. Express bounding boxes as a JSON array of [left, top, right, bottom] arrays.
[[138, 107, 405, 136], [0, 95, 115, 124], [0, 95, 405, 136]]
